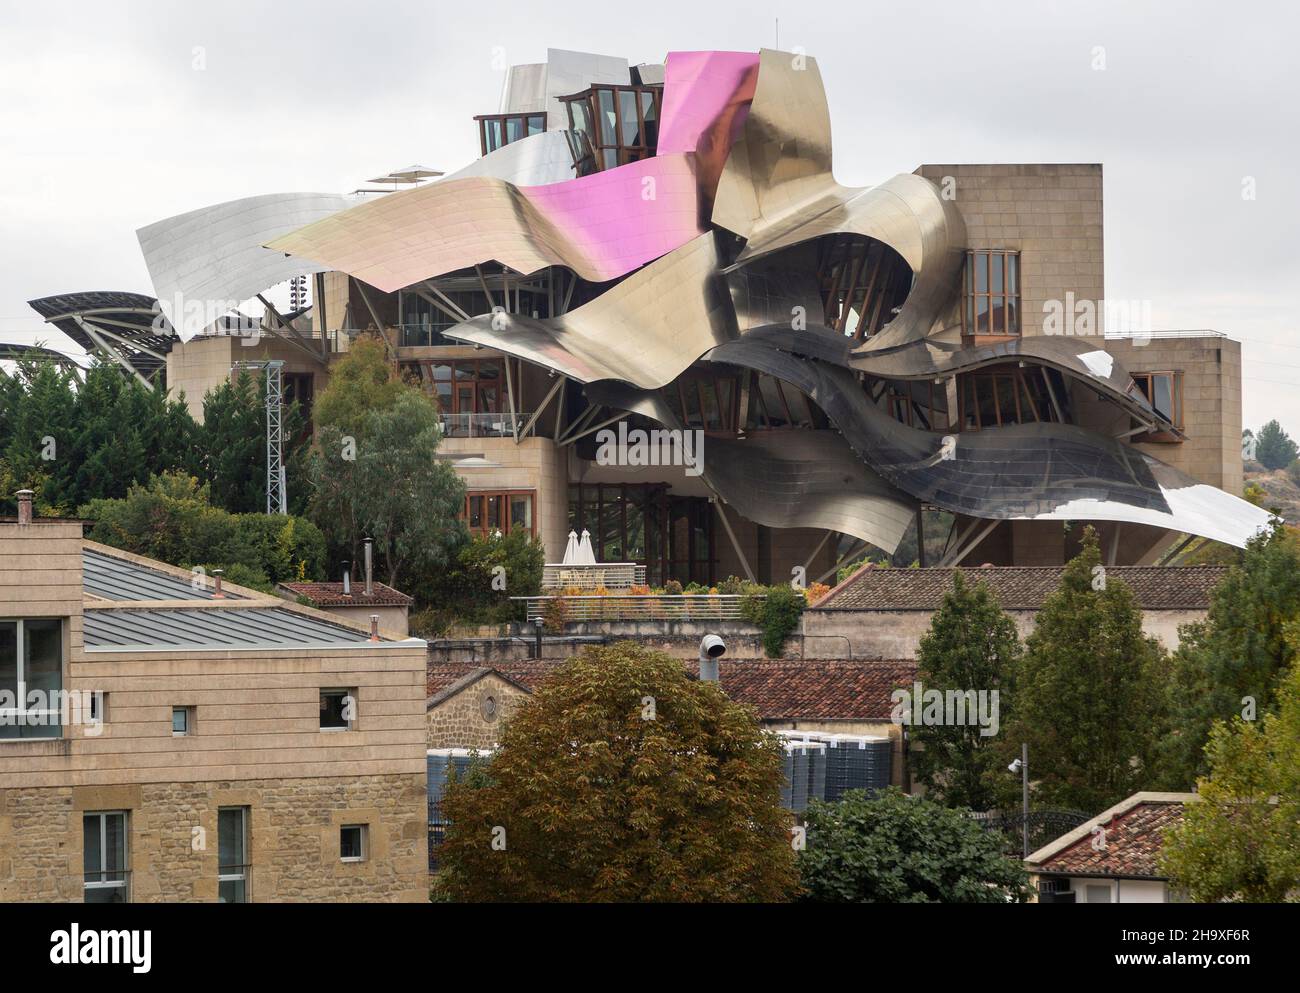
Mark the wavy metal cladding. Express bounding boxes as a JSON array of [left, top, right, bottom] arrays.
[[738, 320, 1174, 432], [582, 381, 916, 553], [137, 192, 361, 341], [444, 233, 737, 389], [699, 337, 1268, 546], [712, 49, 966, 350]]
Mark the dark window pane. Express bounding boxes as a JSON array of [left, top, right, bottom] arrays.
[[0, 622, 15, 700], [218, 808, 245, 869], [23, 619, 60, 696]]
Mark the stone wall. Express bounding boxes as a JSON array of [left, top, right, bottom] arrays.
[[0, 774, 427, 903], [428, 673, 531, 749]]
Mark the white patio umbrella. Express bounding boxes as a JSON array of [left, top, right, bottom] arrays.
[[577, 529, 597, 565], [561, 530, 580, 565]]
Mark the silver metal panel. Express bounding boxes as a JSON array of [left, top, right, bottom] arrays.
[[701, 338, 1272, 548], [82, 548, 246, 602], [440, 129, 578, 186], [711, 50, 965, 349], [137, 192, 360, 341], [582, 381, 916, 554], [538, 48, 631, 127], [444, 233, 739, 389], [82, 607, 373, 649]]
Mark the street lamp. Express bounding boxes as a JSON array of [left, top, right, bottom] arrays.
[[1008, 744, 1029, 859]]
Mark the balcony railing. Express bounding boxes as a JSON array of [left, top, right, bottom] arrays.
[[541, 563, 647, 590], [440, 412, 534, 438], [514, 594, 759, 623]]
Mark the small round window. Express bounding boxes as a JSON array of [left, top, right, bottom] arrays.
[[480, 693, 499, 722]]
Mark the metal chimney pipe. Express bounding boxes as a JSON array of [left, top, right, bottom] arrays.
[[369, 613, 380, 642], [363, 538, 373, 596], [15, 489, 34, 526], [342, 561, 351, 596], [213, 568, 225, 599]]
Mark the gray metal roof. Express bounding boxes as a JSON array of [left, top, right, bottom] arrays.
[[82, 548, 247, 602], [83, 607, 373, 649]]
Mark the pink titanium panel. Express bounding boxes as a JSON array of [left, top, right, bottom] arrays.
[[657, 50, 759, 155]]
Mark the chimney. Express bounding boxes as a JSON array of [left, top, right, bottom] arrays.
[[363, 538, 374, 597], [213, 568, 225, 599], [342, 561, 351, 596], [369, 613, 380, 642], [15, 489, 34, 526]]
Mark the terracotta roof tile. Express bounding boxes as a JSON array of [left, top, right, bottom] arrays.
[[1036, 799, 1187, 878], [426, 658, 916, 721], [815, 565, 1227, 611], [282, 581, 413, 607]]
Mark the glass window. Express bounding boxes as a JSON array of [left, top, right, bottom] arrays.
[[84, 811, 129, 903], [320, 690, 353, 731], [340, 825, 367, 862], [509, 494, 533, 532], [171, 706, 191, 735], [0, 618, 62, 740], [963, 250, 1021, 336], [218, 807, 249, 903]]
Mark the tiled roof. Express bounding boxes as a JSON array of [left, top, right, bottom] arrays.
[[815, 565, 1228, 611], [426, 658, 916, 721], [281, 581, 413, 607], [1029, 793, 1193, 879]]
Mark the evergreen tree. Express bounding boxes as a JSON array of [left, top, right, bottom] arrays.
[[1008, 527, 1170, 813], [911, 572, 1022, 812], [1163, 521, 1300, 785], [1253, 419, 1298, 470]]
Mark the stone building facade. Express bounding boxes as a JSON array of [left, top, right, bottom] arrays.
[[0, 508, 429, 903]]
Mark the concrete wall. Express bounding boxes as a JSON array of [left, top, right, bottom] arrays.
[[804, 607, 1205, 659], [165, 334, 331, 424]]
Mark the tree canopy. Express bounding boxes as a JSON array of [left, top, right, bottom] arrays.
[[798, 788, 1031, 903], [1008, 527, 1169, 813], [911, 572, 1022, 812], [435, 642, 799, 902], [1253, 419, 1298, 471]]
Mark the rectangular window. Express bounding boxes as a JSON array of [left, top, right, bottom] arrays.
[[218, 807, 250, 903], [83, 811, 129, 903], [171, 706, 194, 736], [0, 618, 63, 739], [463, 491, 535, 539], [560, 84, 662, 172], [475, 112, 547, 156], [340, 825, 368, 862], [962, 250, 1021, 336], [320, 689, 354, 731]]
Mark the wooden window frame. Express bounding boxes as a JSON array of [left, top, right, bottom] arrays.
[[463, 490, 536, 539], [474, 112, 547, 156], [962, 250, 1021, 337]]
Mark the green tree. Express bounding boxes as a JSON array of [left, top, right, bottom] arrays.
[[1009, 527, 1169, 812], [1164, 521, 1300, 785], [911, 572, 1022, 811], [310, 389, 464, 588], [1253, 419, 1298, 471], [310, 336, 406, 437], [412, 529, 545, 632], [798, 788, 1031, 903], [436, 642, 799, 902], [1162, 650, 1300, 902]]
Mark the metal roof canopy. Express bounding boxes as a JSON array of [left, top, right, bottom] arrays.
[[27, 291, 176, 387], [82, 547, 247, 602], [82, 606, 381, 650]]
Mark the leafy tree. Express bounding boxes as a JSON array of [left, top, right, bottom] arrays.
[[1008, 527, 1169, 812], [310, 336, 406, 437], [309, 390, 465, 588], [1163, 520, 1300, 785], [1254, 419, 1298, 471], [412, 529, 545, 631], [81, 471, 325, 583], [798, 788, 1031, 903], [1162, 650, 1300, 902], [436, 642, 799, 902], [741, 583, 807, 657], [911, 572, 1022, 812], [200, 371, 309, 516]]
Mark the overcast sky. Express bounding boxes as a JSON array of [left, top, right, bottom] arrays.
[[1, 0, 1296, 430]]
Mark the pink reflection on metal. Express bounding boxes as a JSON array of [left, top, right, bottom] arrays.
[[657, 50, 759, 155]]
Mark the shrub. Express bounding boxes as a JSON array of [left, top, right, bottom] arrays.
[[741, 584, 807, 657]]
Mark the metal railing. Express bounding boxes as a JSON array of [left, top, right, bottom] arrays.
[[1104, 329, 1227, 340], [439, 412, 534, 438], [541, 563, 648, 590], [514, 593, 758, 623]]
